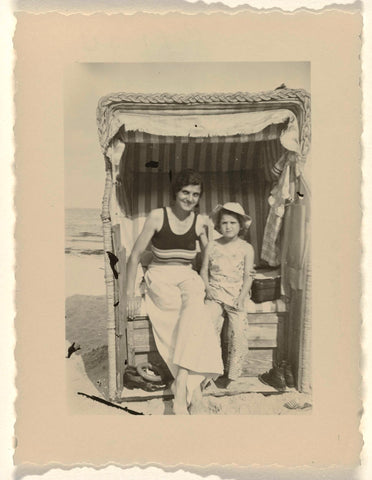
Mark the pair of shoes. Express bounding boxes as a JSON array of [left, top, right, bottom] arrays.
[[280, 360, 295, 388], [136, 362, 164, 384], [258, 365, 286, 391], [123, 365, 167, 392]]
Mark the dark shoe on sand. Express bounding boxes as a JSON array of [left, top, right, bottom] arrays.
[[281, 361, 295, 388], [258, 366, 286, 391], [214, 375, 232, 389]]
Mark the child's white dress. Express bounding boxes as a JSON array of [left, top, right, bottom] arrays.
[[207, 239, 252, 380]]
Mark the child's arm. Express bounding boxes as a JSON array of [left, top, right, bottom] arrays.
[[196, 214, 209, 251], [200, 242, 212, 297], [236, 244, 255, 311]]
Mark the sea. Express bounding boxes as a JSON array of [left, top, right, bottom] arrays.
[[65, 208, 104, 257]]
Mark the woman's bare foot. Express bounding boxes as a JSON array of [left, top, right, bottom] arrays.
[[188, 384, 207, 415], [173, 387, 189, 414], [172, 368, 189, 415], [173, 400, 189, 415], [200, 377, 212, 391]]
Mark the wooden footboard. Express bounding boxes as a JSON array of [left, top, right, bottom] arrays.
[[126, 312, 288, 378]]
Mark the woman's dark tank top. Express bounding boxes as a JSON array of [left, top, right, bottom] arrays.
[[151, 207, 199, 264]]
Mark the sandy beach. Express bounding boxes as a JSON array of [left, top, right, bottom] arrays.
[[65, 254, 312, 415], [65, 254, 106, 297]]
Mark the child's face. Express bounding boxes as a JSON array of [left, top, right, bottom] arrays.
[[219, 213, 241, 239]]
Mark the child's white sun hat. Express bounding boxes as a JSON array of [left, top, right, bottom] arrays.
[[210, 202, 252, 232]]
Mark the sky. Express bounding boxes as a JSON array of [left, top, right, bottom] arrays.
[[64, 62, 310, 209]]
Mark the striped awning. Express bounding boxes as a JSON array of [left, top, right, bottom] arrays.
[[115, 137, 284, 264], [116, 122, 285, 144], [119, 135, 283, 175]]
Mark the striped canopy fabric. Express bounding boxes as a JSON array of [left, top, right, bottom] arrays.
[[116, 123, 285, 145], [115, 131, 285, 264]]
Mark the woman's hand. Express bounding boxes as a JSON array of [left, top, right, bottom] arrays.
[[126, 209, 160, 305], [127, 295, 142, 318]]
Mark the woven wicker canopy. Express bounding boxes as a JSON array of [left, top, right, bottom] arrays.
[[96, 89, 311, 159]]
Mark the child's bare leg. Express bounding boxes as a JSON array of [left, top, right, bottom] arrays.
[[173, 367, 189, 415], [225, 306, 248, 381]]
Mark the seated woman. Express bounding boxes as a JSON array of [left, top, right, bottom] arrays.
[[200, 202, 254, 388], [126, 169, 223, 414]]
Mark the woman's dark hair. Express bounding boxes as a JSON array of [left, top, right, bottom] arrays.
[[172, 169, 204, 199]]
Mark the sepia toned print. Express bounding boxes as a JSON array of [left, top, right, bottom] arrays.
[[15, 10, 361, 469], [65, 65, 312, 416]]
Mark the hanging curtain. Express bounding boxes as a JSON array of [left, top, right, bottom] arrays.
[[261, 154, 297, 266], [260, 121, 303, 266], [280, 176, 311, 391], [281, 176, 311, 295]]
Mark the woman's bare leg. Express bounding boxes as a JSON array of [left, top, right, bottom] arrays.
[[173, 367, 189, 415]]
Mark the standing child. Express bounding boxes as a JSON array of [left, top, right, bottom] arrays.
[[200, 202, 254, 387]]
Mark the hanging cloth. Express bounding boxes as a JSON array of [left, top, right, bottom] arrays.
[[281, 198, 309, 294], [261, 153, 297, 266]]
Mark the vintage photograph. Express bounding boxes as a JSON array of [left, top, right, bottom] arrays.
[[65, 62, 311, 415]]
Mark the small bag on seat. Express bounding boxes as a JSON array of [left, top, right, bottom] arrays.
[[251, 268, 281, 303]]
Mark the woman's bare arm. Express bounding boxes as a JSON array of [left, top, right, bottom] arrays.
[[200, 242, 211, 290], [196, 214, 209, 250], [126, 209, 160, 297]]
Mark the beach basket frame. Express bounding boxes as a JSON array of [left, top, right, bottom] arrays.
[[97, 88, 311, 401]]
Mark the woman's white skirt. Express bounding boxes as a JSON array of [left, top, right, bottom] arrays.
[[145, 264, 223, 403]]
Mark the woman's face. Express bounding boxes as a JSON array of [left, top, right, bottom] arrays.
[[219, 213, 241, 239], [175, 184, 202, 212]]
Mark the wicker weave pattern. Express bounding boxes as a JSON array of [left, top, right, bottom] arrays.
[[100, 163, 118, 399], [96, 89, 311, 154]]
